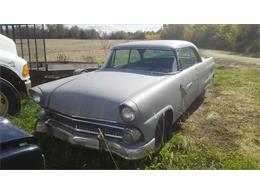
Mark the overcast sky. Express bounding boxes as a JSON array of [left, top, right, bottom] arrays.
[[69, 24, 163, 33]]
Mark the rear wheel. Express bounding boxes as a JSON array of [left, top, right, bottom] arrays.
[[154, 117, 165, 152], [198, 90, 206, 101], [0, 79, 21, 116]]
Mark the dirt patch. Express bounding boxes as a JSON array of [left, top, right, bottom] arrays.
[[200, 49, 260, 70], [200, 49, 260, 65], [181, 86, 260, 156], [213, 58, 259, 70]]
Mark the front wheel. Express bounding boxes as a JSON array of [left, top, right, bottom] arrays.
[[0, 79, 21, 116], [154, 117, 165, 152]]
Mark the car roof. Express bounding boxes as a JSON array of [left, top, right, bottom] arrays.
[[113, 40, 198, 50]]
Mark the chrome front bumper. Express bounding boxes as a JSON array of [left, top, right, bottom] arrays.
[[36, 119, 155, 160]]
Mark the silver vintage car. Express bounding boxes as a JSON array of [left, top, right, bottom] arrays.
[[30, 40, 214, 160]]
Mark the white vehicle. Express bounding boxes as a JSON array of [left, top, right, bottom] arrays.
[[0, 34, 31, 116]]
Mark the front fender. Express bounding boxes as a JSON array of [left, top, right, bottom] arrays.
[[138, 105, 174, 142]]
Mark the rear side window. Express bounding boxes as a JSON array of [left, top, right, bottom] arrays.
[[177, 47, 200, 70]]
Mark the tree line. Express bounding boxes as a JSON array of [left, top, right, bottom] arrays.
[[1, 24, 258, 55], [46, 25, 148, 40], [160, 24, 259, 55], [45, 24, 259, 54]]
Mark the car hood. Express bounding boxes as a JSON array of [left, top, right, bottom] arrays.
[[41, 70, 167, 121], [0, 117, 34, 145]]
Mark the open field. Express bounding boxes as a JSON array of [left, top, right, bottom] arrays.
[[16, 39, 129, 63], [17, 39, 260, 65], [10, 40, 260, 169]]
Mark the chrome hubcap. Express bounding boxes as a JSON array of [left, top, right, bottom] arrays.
[[0, 92, 9, 116]]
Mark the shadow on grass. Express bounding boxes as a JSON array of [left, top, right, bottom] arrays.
[[34, 97, 205, 170]]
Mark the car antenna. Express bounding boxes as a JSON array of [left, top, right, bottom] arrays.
[[98, 128, 119, 170]]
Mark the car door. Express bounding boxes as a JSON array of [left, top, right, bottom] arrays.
[[176, 47, 200, 112], [194, 56, 215, 94]]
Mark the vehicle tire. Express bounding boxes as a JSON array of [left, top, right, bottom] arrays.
[[0, 79, 21, 116], [198, 90, 206, 102], [164, 111, 174, 140], [164, 118, 172, 141], [154, 117, 165, 152]]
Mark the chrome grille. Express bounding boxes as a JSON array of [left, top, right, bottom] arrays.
[[47, 111, 123, 139]]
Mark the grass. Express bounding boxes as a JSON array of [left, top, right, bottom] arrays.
[[213, 68, 260, 104], [147, 134, 258, 170], [10, 98, 39, 133], [9, 68, 260, 169]]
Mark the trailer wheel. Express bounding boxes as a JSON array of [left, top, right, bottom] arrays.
[[0, 79, 21, 116]]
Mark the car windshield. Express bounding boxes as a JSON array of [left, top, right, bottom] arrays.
[[103, 49, 177, 73]]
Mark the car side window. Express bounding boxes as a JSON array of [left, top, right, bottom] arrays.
[[178, 47, 200, 70], [129, 49, 141, 63], [143, 50, 158, 59], [113, 50, 130, 67]]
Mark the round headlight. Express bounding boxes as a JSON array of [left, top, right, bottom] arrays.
[[30, 88, 42, 104], [32, 93, 41, 103], [121, 106, 135, 122]]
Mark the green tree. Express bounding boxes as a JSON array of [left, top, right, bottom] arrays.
[[213, 24, 237, 50], [160, 24, 186, 40], [69, 25, 80, 39], [235, 24, 259, 53], [46, 24, 66, 38]]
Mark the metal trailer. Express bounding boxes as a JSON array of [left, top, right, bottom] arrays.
[[0, 24, 98, 86]]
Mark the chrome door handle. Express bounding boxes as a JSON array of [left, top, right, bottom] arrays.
[[186, 82, 193, 90]]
